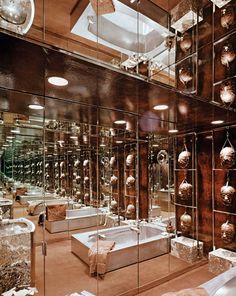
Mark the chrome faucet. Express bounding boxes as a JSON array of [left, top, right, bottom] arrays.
[[130, 226, 141, 234], [88, 233, 106, 240]]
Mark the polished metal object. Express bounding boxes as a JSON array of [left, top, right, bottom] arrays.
[[221, 5, 235, 29], [221, 43, 236, 68], [221, 220, 235, 244], [157, 150, 168, 165], [220, 80, 235, 105], [0, 0, 35, 34]]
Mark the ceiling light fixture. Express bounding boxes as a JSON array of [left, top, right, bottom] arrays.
[[7, 136, 14, 139], [115, 140, 123, 144], [211, 120, 224, 125], [28, 104, 44, 110], [168, 129, 178, 133], [114, 120, 127, 125], [153, 105, 169, 111], [0, 0, 35, 35], [70, 136, 78, 140], [48, 76, 68, 86]]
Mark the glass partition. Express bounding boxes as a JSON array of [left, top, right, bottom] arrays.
[[0, 97, 44, 294]]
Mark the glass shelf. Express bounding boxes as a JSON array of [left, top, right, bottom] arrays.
[[213, 75, 236, 86], [174, 202, 197, 209], [214, 29, 236, 46], [175, 168, 196, 171], [213, 209, 236, 216], [213, 168, 236, 171]]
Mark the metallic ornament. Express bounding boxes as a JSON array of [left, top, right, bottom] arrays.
[[180, 33, 192, 53], [220, 146, 235, 168], [178, 147, 191, 168], [220, 80, 235, 105], [178, 179, 192, 201], [221, 43, 236, 68], [179, 65, 193, 87], [221, 180, 235, 206], [221, 220, 235, 244], [126, 175, 135, 187], [221, 5, 235, 29], [180, 212, 192, 234]]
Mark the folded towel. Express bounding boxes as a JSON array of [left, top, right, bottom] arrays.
[[88, 239, 115, 275], [162, 287, 208, 296]]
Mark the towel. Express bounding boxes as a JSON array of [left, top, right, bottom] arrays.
[[162, 287, 208, 296], [88, 239, 115, 275]]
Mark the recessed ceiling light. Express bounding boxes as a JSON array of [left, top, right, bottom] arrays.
[[28, 104, 44, 110], [48, 76, 68, 86], [205, 135, 213, 140], [100, 143, 106, 147], [3, 144, 9, 147], [211, 120, 224, 125], [67, 150, 72, 153], [153, 105, 169, 110], [114, 120, 127, 125], [7, 136, 14, 139], [168, 129, 178, 133], [70, 136, 78, 140], [152, 144, 159, 147], [115, 140, 123, 144]]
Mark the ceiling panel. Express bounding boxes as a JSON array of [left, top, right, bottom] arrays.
[[0, 33, 235, 136]]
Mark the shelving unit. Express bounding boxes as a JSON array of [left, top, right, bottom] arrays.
[[174, 133, 198, 241], [212, 127, 236, 252], [124, 143, 137, 220]]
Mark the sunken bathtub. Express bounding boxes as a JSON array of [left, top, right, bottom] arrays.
[[71, 224, 168, 272], [46, 207, 106, 233]]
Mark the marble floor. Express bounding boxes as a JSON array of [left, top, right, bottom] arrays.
[[33, 240, 213, 296]]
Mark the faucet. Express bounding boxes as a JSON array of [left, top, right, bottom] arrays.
[[88, 233, 107, 240], [130, 226, 141, 234]]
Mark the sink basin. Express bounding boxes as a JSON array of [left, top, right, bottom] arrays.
[[0, 199, 12, 206], [0, 218, 35, 237]]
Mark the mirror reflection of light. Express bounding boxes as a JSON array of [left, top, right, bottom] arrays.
[[114, 120, 127, 125], [168, 129, 178, 133], [28, 104, 44, 110], [48, 76, 69, 86], [153, 104, 168, 110], [178, 103, 188, 115], [211, 120, 224, 124]]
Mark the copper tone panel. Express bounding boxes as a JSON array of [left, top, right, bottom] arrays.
[[197, 133, 213, 254], [198, 44, 213, 100], [198, 1, 213, 48], [0, 33, 235, 134], [150, 0, 181, 12]]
